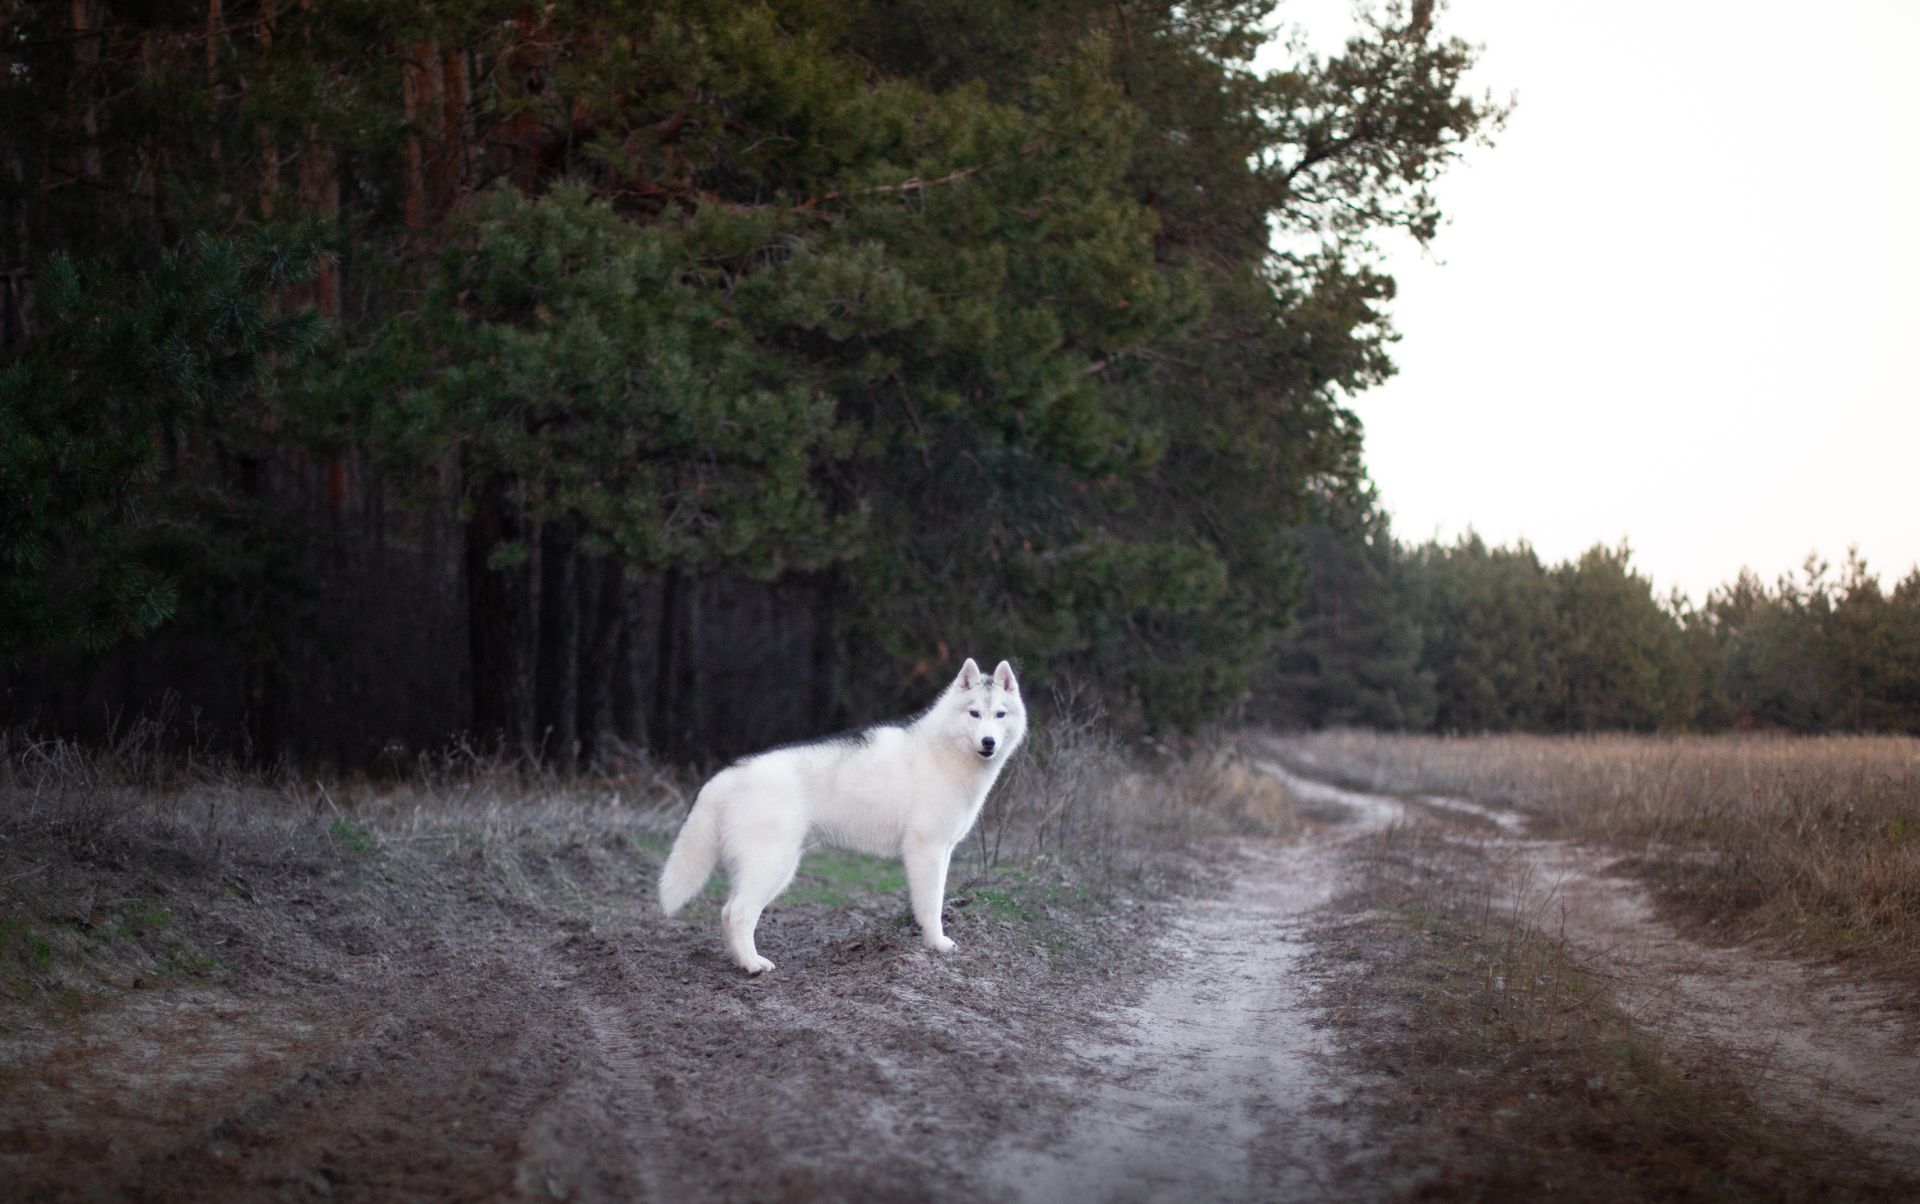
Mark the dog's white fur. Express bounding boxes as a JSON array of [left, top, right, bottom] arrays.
[[658, 658, 1027, 974]]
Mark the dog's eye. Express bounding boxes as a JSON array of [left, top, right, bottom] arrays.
[[968, 709, 980, 718], [995, 711, 1006, 719]]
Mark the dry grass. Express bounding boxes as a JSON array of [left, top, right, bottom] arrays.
[[1280, 730, 1920, 975], [0, 714, 1289, 1010], [0, 723, 704, 1017], [0, 721, 695, 866], [977, 718, 1302, 885]]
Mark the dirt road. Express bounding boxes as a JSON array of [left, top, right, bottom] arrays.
[[1283, 747, 1920, 1182], [1486, 832, 1920, 1174], [987, 769, 1401, 1203], [5, 755, 1918, 1200]]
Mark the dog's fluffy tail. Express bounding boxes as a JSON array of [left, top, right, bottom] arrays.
[[658, 792, 722, 915]]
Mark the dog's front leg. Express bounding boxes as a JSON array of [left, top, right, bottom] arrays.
[[903, 832, 956, 953]]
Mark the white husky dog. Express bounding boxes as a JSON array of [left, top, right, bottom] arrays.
[[657, 657, 1027, 974]]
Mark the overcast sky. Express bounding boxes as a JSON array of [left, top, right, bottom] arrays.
[[1263, 1, 1920, 603]]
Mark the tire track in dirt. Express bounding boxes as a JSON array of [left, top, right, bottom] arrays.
[[1275, 752, 1920, 1177], [506, 932, 676, 1202], [1499, 839, 1920, 1174], [986, 765, 1402, 1204]]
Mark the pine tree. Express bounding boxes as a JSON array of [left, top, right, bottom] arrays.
[[1259, 492, 1434, 729], [1404, 535, 1563, 732], [5, 1, 1508, 756], [1, 236, 324, 656], [1550, 543, 1694, 731]]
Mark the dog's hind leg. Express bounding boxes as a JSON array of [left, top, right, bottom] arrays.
[[720, 830, 803, 975]]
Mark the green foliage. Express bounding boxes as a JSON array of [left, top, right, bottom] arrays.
[[1405, 534, 1566, 731], [7, 0, 1512, 747], [1711, 553, 1920, 733], [0, 235, 325, 656], [1280, 520, 1920, 735], [328, 820, 379, 854], [1260, 491, 1434, 730], [1551, 544, 1694, 731], [371, 184, 861, 578]]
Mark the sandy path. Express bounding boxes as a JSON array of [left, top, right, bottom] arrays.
[[988, 767, 1401, 1203], [1278, 757, 1920, 1177], [1504, 839, 1920, 1173]]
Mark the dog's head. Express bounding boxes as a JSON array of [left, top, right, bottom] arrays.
[[947, 657, 1027, 763]]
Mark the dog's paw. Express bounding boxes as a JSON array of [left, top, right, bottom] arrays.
[[741, 955, 776, 975], [924, 935, 956, 955]]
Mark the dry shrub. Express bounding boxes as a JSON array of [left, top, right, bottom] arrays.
[[1361, 821, 1593, 1042], [1156, 739, 1303, 838], [1279, 730, 1920, 974], [975, 715, 1302, 883]]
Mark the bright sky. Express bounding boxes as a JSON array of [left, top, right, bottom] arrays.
[[1264, 1, 1920, 603]]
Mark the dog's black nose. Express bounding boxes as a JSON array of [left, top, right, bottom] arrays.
[[981, 736, 996, 752]]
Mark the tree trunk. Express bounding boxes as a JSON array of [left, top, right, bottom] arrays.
[[684, 577, 707, 756], [438, 45, 470, 209], [652, 570, 682, 760], [70, 2, 102, 184], [653, 569, 706, 760], [256, 3, 278, 214], [400, 41, 441, 230], [810, 570, 846, 732], [535, 518, 580, 771], [466, 471, 538, 760], [611, 582, 646, 752], [579, 555, 625, 766]]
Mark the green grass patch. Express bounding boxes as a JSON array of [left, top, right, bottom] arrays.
[[786, 849, 908, 908], [950, 866, 1099, 959], [962, 885, 1029, 923], [328, 819, 378, 854], [630, 833, 672, 858], [2, 892, 222, 1012]]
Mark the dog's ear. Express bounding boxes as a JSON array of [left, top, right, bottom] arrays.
[[957, 658, 981, 690], [993, 660, 1018, 695]]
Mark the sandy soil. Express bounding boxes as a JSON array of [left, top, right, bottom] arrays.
[[0, 820, 1133, 1202], [3, 788, 1326, 1203]]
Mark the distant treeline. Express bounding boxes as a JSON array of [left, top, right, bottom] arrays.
[[0, 2, 1504, 764], [1260, 501, 1920, 735]]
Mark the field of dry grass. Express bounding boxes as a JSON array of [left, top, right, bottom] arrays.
[[1280, 730, 1920, 978]]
